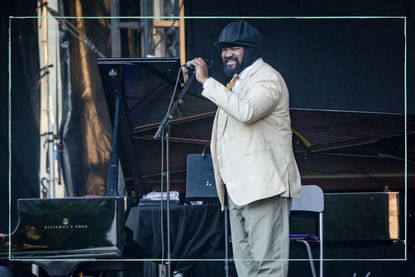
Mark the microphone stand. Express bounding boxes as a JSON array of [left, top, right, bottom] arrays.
[[154, 69, 196, 277], [154, 71, 195, 139]]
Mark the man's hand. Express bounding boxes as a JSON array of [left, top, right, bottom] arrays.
[[187, 58, 209, 85]]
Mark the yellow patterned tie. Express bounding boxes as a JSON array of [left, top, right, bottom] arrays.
[[226, 74, 240, 91]]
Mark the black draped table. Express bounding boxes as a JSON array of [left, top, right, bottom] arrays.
[[125, 204, 225, 274]]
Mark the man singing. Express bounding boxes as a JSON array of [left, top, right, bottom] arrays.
[[188, 20, 301, 276]]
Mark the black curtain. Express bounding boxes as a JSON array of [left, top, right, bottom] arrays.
[[184, 0, 414, 114], [60, 0, 112, 196], [1, 1, 40, 231]]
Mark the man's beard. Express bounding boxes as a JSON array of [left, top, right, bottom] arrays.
[[223, 57, 242, 77]]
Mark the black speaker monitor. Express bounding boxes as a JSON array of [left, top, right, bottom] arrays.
[[186, 154, 218, 200]]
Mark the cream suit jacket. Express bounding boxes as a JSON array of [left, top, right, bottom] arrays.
[[202, 58, 301, 210]]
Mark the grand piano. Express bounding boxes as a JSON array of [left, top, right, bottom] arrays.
[[0, 58, 224, 276], [2, 57, 414, 276]]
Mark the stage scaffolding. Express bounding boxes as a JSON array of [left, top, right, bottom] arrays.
[[37, 0, 186, 200]]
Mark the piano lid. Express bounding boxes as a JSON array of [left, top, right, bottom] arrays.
[[290, 109, 415, 152], [97, 58, 216, 194], [98, 58, 216, 130]]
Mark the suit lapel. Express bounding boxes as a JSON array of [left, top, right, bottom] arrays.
[[218, 59, 265, 136], [238, 58, 264, 98]]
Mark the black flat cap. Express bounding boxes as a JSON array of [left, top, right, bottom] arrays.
[[214, 20, 262, 49]]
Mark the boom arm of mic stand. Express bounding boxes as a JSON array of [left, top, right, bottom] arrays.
[[153, 72, 196, 139]]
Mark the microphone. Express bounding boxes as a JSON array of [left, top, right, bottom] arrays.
[[182, 59, 214, 69]]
